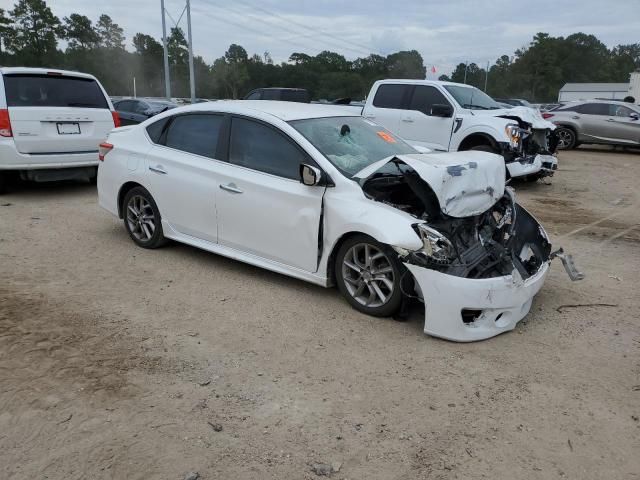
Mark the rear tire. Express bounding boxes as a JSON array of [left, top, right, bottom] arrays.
[[335, 234, 405, 318], [555, 127, 576, 150], [122, 186, 167, 249]]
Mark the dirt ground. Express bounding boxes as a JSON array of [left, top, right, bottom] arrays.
[[1, 147, 639, 480]]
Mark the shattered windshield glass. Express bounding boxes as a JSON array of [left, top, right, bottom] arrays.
[[290, 116, 417, 177], [444, 85, 501, 110]]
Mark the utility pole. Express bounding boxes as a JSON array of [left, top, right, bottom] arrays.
[[463, 61, 468, 84], [161, 0, 171, 100], [186, 0, 196, 102], [484, 61, 489, 92]]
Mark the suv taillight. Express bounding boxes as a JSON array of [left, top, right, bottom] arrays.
[[111, 111, 121, 128], [0, 109, 12, 137], [99, 142, 113, 161], [542, 112, 554, 119]]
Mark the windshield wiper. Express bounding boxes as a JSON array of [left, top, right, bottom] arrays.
[[462, 104, 490, 110]]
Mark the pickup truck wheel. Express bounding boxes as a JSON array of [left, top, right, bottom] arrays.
[[123, 187, 167, 249], [555, 127, 576, 150], [335, 234, 405, 318]]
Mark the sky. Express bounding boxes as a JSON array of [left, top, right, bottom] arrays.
[[2, 0, 639, 76]]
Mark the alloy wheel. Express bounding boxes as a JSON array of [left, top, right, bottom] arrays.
[[126, 194, 156, 242], [341, 243, 395, 308], [556, 129, 574, 149]]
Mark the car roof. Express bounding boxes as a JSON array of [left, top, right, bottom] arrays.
[[0, 66, 97, 80], [375, 79, 473, 88], [169, 100, 359, 121]]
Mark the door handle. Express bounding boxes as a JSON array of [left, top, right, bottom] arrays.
[[364, 114, 375, 119], [149, 165, 167, 174], [571, 116, 580, 120], [401, 117, 414, 123], [219, 183, 243, 194], [605, 118, 615, 122]]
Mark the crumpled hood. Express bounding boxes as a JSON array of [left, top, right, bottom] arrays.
[[354, 151, 506, 218], [473, 106, 555, 130]]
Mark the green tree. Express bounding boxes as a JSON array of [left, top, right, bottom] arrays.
[[385, 50, 426, 79], [5, 0, 61, 65], [0, 8, 13, 54], [96, 14, 124, 49], [133, 33, 164, 96], [63, 13, 98, 50]]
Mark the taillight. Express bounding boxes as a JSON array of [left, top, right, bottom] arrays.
[[0, 109, 12, 137], [99, 142, 113, 161], [111, 111, 121, 128], [542, 112, 554, 119]]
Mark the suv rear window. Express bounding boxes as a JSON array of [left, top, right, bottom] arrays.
[[3, 74, 108, 109]]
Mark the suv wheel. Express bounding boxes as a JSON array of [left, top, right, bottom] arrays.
[[123, 187, 167, 248], [556, 127, 576, 149]]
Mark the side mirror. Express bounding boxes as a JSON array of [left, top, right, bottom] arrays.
[[300, 164, 322, 186], [630, 112, 639, 121], [431, 104, 453, 117]]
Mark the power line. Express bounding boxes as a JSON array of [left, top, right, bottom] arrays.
[[234, 0, 378, 55], [200, 4, 373, 59], [210, 3, 372, 57]]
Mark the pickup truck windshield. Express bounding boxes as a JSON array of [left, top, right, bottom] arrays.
[[444, 85, 501, 110], [290, 116, 417, 177]]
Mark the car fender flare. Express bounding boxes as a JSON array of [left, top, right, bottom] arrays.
[[451, 125, 505, 151]]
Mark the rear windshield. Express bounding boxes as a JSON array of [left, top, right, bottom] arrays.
[[3, 74, 108, 109]]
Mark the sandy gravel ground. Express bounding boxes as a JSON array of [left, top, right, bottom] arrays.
[[1, 147, 639, 480]]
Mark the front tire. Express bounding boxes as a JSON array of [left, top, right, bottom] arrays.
[[555, 127, 576, 150], [123, 187, 167, 249], [335, 234, 405, 317]]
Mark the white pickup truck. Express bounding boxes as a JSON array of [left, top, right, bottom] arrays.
[[361, 79, 559, 179]]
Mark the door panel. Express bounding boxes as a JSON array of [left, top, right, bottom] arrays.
[[400, 85, 454, 151], [145, 145, 219, 242], [143, 113, 226, 242], [605, 105, 640, 144], [215, 116, 324, 272], [216, 165, 324, 272]]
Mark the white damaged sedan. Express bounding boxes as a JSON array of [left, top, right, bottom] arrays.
[[97, 101, 581, 342]]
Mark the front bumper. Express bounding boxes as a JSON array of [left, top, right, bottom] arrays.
[[505, 154, 557, 178], [406, 262, 549, 342]]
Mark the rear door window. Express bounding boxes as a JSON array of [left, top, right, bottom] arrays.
[[163, 114, 224, 159], [576, 103, 610, 115], [146, 117, 171, 144], [3, 74, 108, 108], [372, 84, 410, 109], [408, 85, 451, 115], [229, 117, 308, 179]]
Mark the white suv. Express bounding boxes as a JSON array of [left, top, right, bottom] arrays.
[[0, 67, 119, 193]]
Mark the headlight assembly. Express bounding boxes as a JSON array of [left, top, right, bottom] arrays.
[[505, 124, 522, 149], [416, 224, 454, 261]]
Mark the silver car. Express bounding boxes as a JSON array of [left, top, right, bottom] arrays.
[[544, 100, 640, 149]]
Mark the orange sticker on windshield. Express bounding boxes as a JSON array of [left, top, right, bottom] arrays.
[[377, 131, 396, 143]]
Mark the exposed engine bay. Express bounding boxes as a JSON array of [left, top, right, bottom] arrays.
[[498, 113, 559, 177], [358, 157, 552, 280]]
